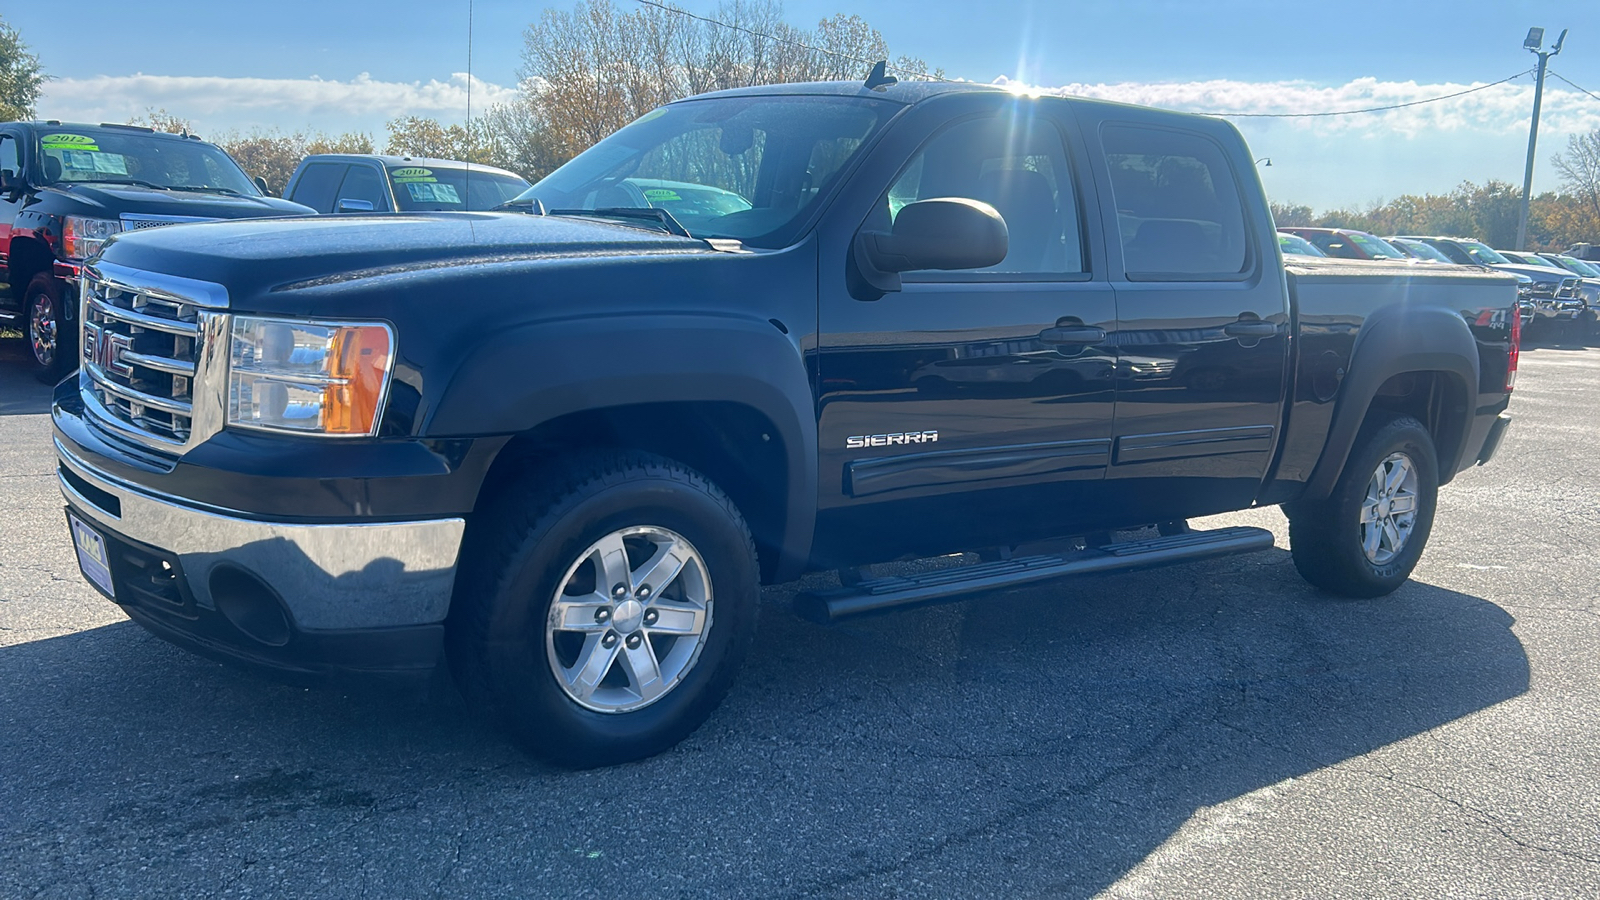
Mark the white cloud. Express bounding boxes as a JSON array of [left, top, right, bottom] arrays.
[[36, 72, 519, 134]]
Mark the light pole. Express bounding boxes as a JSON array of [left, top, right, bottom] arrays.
[[1517, 26, 1567, 250]]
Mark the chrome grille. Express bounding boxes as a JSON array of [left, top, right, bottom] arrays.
[[1556, 277, 1580, 299], [120, 213, 218, 231], [79, 265, 229, 453]]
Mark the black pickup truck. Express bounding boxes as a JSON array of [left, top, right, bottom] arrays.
[[52, 80, 1517, 767], [0, 121, 312, 379]]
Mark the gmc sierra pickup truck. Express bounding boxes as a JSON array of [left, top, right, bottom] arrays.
[[52, 80, 1518, 767], [1, 121, 313, 380]]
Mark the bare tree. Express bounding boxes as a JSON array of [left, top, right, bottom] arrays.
[[1553, 130, 1600, 239]]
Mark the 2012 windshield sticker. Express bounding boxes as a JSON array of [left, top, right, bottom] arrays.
[[847, 431, 938, 449], [41, 133, 98, 151]]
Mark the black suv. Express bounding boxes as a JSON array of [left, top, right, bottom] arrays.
[[0, 121, 313, 379]]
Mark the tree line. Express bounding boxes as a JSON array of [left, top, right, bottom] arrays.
[[2, 5, 1598, 249]]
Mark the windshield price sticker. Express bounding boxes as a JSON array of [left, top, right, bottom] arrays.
[[59, 150, 129, 175], [405, 181, 461, 204], [643, 188, 681, 202]]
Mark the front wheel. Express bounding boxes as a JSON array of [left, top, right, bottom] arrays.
[[26, 273, 73, 383], [447, 451, 760, 768], [1286, 413, 1439, 598]]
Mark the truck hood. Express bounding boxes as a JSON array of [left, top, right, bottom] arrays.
[[43, 182, 313, 219], [93, 212, 718, 294], [1491, 262, 1574, 285]]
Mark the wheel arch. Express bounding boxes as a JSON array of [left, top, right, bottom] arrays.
[[430, 314, 818, 583], [1303, 305, 1479, 499]]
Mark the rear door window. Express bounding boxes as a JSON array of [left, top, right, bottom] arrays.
[[1101, 125, 1251, 278], [288, 163, 347, 213]]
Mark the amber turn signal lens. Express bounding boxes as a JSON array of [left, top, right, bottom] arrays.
[[323, 326, 393, 435]]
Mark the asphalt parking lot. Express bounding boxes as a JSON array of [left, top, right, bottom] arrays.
[[2, 329, 1598, 899]]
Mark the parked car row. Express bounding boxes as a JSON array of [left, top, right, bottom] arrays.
[[1278, 225, 1598, 338], [0, 119, 531, 380]]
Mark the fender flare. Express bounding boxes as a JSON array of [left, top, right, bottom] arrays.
[[1302, 304, 1479, 499], [425, 312, 817, 581]]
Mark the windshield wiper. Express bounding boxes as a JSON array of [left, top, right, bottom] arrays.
[[494, 196, 547, 214], [70, 178, 169, 190], [548, 206, 692, 238], [166, 185, 243, 196]]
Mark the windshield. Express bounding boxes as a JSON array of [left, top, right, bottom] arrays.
[[514, 95, 891, 247], [1277, 232, 1326, 256], [1553, 255, 1600, 277], [1459, 240, 1510, 265], [1390, 238, 1452, 263], [1346, 232, 1408, 260], [388, 165, 528, 211], [35, 127, 259, 195]]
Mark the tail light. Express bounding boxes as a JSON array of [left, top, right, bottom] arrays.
[[1505, 306, 1520, 392]]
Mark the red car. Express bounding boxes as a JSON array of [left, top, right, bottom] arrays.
[[1279, 227, 1411, 261]]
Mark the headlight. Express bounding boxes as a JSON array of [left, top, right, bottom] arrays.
[[227, 316, 394, 436], [62, 216, 122, 260]]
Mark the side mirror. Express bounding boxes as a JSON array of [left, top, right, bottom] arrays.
[[853, 197, 1008, 296], [336, 198, 375, 213], [0, 168, 22, 197], [253, 175, 271, 196]]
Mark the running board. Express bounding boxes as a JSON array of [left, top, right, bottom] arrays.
[[794, 525, 1275, 624]]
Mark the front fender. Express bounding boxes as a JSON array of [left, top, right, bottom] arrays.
[[424, 312, 818, 579], [1302, 304, 1479, 499]]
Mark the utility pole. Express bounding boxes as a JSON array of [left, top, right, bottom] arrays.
[[1517, 26, 1567, 250]]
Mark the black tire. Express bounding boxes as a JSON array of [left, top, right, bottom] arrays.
[[1286, 413, 1439, 598], [25, 273, 73, 384], [447, 451, 759, 768]]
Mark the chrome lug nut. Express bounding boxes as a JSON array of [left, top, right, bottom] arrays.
[[625, 634, 643, 650], [601, 632, 618, 648], [637, 584, 652, 599], [594, 607, 612, 624], [643, 609, 659, 626], [612, 584, 628, 599]]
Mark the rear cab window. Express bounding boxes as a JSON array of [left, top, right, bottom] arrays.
[[1101, 124, 1251, 278]]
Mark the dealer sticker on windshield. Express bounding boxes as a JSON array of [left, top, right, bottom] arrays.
[[41, 133, 99, 151], [390, 167, 436, 183], [405, 181, 461, 204]]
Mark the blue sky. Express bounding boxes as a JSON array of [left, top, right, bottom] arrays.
[[10, 1, 1600, 211]]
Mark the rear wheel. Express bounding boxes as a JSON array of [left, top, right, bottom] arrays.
[[447, 451, 759, 768], [26, 274, 72, 383], [1286, 413, 1439, 598]]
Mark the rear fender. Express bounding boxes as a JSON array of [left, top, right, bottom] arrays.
[[1302, 305, 1478, 499]]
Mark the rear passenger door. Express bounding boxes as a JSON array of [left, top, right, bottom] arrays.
[[1085, 117, 1290, 522], [333, 163, 390, 212], [285, 162, 347, 213]]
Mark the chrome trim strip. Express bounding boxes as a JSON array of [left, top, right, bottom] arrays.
[[119, 350, 197, 377], [87, 365, 194, 416], [88, 260, 230, 309], [87, 296, 200, 337], [56, 443, 465, 630], [79, 387, 186, 448]]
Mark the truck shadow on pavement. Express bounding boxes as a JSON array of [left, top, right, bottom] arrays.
[[0, 547, 1528, 898]]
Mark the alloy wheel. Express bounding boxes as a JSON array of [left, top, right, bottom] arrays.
[[1360, 452, 1419, 565]]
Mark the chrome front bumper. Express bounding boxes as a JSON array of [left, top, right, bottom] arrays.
[[56, 438, 466, 631]]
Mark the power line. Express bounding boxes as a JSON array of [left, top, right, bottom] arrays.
[[631, 0, 950, 82], [1548, 70, 1600, 103], [1212, 69, 1534, 117]]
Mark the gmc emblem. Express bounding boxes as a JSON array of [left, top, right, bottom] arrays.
[[83, 323, 134, 377]]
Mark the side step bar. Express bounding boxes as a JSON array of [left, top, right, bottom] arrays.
[[794, 525, 1274, 624]]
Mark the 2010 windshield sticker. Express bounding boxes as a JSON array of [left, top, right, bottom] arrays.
[[41, 133, 99, 151], [405, 181, 461, 204], [390, 167, 436, 183]]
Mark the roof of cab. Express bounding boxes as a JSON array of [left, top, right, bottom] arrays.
[[299, 153, 526, 180]]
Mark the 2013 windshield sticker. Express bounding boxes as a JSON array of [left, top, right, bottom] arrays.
[[847, 431, 938, 449]]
